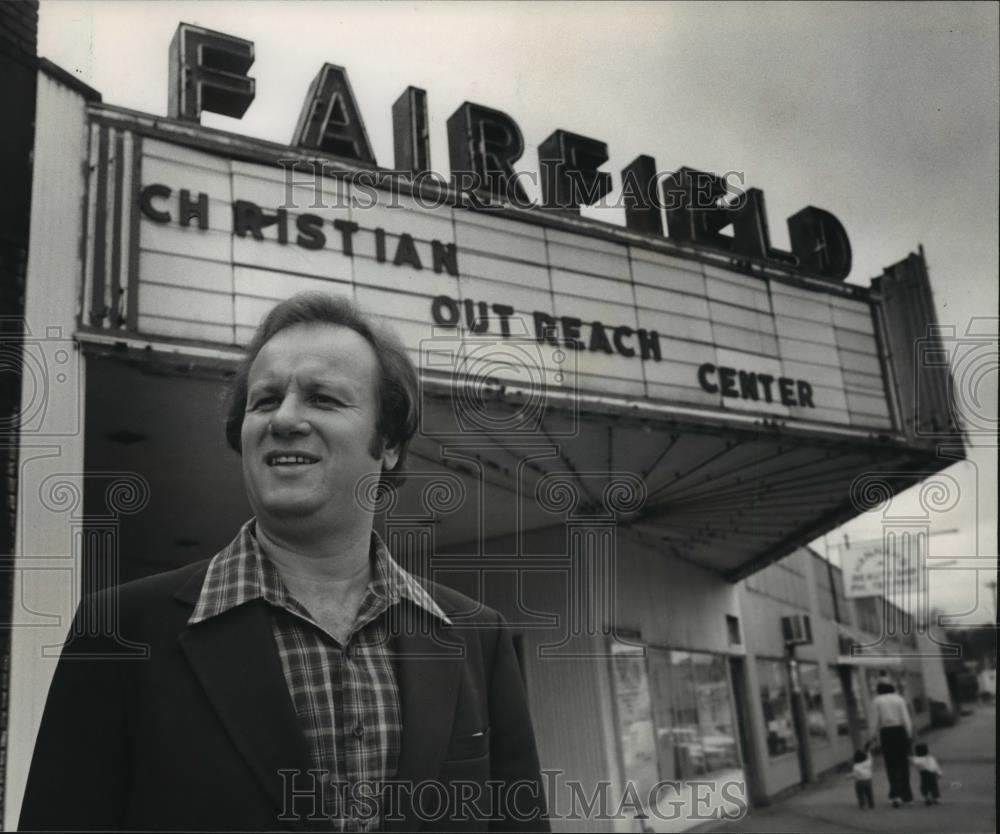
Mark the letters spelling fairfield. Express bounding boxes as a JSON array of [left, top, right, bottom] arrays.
[[166, 22, 853, 283]]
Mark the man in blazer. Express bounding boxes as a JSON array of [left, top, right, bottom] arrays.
[[20, 293, 548, 832]]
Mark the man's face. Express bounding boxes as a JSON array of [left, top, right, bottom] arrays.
[[240, 322, 398, 534]]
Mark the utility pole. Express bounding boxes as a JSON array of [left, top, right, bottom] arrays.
[[786, 643, 815, 785], [823, 533, 843, 624]]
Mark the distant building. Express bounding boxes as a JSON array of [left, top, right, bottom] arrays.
[[735, 547, 946, 803]]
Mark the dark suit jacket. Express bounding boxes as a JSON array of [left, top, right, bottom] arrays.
[[19, 560, 549, 832]]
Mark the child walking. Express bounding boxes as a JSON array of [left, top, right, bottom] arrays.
[[849, 746, 875, 809], [912, 742, 943, 805]]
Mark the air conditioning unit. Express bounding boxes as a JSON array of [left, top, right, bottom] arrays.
[[781, 614, 813, 645]]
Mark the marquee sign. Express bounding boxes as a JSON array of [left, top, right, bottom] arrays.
[[167, 22, 852, 283], [81, 122, 893, 433]]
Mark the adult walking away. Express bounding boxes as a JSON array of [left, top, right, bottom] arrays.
[[870, 680, 914, 806]]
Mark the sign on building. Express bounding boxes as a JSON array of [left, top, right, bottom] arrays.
[[841, 538, 925, 599]]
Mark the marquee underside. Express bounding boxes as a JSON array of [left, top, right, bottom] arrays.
[[408, 395, 940, 579], [83, 352, 943, 584]]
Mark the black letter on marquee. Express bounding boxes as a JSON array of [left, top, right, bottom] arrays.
[[561, 317, 584, 350], [464, 300, 489, 333], [275, 208, 288, 244], [533, 311, 559, 345], [538, 130, 612, 213], [492, 303, 514, 338], [719, 367, 739, 398], [431, 295, 460, 326], [663, 168, 776, 261], [447, 102, 528, 206], [787, 206, 852, 281], [778, 377, 797, 406], [621, 155, 662, 235], [292, 64, 376, 165], [233, 200, 265, 239], [613, 326, 636, 358], [296, 214, 326, 250], [332, 219, 359, 256], [168, 23, 255, 123], [757, 373, 775, 403], [730, 188, 776, 260], [431, 241, 459, 276], [638, 329, 662, 362], [663, 167, 729, 242], [140, 184, 172, 223], [393, 86, 430, 177], [233, 201, 285, 241], [588, 322, 614, 355], [179, 190, 209, 230], [738, 370, 759, 401], [393, 233, 423, 269], [697, 363, 718, 394]]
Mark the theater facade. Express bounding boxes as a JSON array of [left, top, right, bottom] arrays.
[[6, 26, 963, 831]]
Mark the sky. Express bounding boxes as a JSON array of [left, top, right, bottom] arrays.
[[37, 1, 998, 622]]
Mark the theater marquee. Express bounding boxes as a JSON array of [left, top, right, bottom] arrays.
[[62, 21, 904, 434], [80, 134, 892, 432]]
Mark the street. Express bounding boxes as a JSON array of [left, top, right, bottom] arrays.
[[697, 703, 996, 833]]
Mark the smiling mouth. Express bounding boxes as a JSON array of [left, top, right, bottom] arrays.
[[265, 453, 320, 467]]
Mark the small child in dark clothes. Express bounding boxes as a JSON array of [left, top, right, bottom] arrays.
[[849, 747, 875, 809], [911, 742, 943, 804]]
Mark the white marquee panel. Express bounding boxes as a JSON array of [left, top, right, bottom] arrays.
[[79, 134, 897, 432]]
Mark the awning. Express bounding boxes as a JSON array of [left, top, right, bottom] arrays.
[[835, 624, 905, 666], [836, 654, 903, 668]]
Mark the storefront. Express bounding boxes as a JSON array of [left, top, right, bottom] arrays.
[[829, 663, 868, 741], [5, 26, 964, 831], [733, 546, 947, 805], [610, 643, 748, 828]]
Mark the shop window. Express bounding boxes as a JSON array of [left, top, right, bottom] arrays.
[[829, 666, 867, 736], [647, 649, 741, 780], [661, 650, 703, 779], [853, 597, 880, 634], [829, 668, 848, 736], [758, 658, 797, 757], [691, 652, 741, 772], [851, 670, 868, 729], [726, 614, 741, 645], [908, 672, 927, 713], [798, 662, 829, 744], [609, 641, 659, 799]]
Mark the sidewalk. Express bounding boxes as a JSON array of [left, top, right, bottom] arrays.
[[697, 704, 996, 833]]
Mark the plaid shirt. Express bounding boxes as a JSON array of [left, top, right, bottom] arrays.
[[189, 520, 450, 831]]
